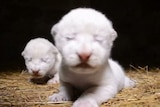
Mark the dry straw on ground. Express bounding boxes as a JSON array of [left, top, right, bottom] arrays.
[[0, 66, 160, 107]]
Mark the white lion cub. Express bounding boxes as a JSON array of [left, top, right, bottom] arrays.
[[22, 38, 61, 84], [49, 8, 135, 107]]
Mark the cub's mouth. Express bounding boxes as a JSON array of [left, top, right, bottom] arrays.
[[31, 72, 43, 78], [74, 63, 92, 68]]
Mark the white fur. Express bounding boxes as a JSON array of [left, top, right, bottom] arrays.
[[49, 8, 135, 107], [22, 38, 61, 84]]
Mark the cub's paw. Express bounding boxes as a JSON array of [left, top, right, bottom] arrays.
[[47, 77, 59, 84], [72, 99, 98, 107], [48, 92, 71, 102], [125, 77, 136, 88]]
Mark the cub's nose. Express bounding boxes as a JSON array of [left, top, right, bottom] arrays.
[[77, 52, 92, 62], [32, 70, 39, 75]]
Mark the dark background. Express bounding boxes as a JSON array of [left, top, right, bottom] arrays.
[[0, 0, 160, 70]]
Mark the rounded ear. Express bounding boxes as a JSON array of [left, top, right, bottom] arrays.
[[110, 29, 117, 41], [51, 24, 58, 37], [21, 50, 25, 57], [107, 19, 117, 42]]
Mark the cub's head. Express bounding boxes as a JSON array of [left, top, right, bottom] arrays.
[[22, 38, 59, 78], [51, 8, 117, 74]]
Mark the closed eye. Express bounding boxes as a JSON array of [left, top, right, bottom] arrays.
[[25, 57, 32, 62], [94, 36, 104, 43], [65, 33, 77, 41], [66, 36, 75, 41], [41, 58, 49, 63]]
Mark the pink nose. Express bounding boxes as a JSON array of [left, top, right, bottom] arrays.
[[32, 70, 39, 75], [77, 52, 92, 62]]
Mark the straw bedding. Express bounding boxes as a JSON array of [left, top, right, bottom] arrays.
[[0, 66, 160, 107]]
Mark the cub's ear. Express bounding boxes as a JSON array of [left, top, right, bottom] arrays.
[[110, 29, 117, 42], [21, 50, 25, 57], [107, 19, 117, 42], [51, 24, 58, 37]]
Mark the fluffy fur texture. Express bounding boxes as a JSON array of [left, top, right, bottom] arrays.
[[22, 38, 61, 84], [49, 8, 135, 107]]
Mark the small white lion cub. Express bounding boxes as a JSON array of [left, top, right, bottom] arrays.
[[22, 38, 61, 84], [49, 8, 135, 107]]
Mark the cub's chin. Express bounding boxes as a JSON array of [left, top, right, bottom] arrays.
[[69, 63, 99, 74], [70, 67, 98, 74]]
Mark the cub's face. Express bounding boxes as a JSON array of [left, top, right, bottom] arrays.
[[52, 8, 117, 74], [55, 30, 113, 74], [24, 51, 56, 78], [22, 39, 57, 78]]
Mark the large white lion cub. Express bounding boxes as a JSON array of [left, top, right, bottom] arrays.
[[22, 38, 61, 84], [49, 8, 135, 107]]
